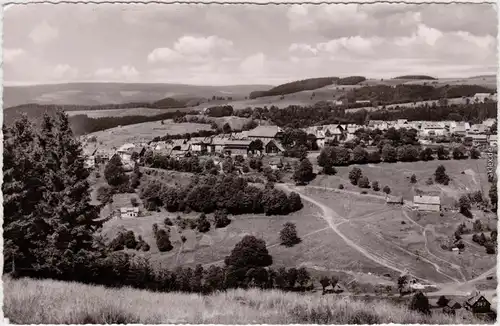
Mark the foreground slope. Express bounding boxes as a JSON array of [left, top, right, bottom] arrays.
[[4, 277, 488, 324]]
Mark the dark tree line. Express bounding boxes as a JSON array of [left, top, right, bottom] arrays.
[[139, 174, 303, 216]]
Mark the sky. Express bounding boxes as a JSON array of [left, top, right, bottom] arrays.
[[3, 3, 498, 86]]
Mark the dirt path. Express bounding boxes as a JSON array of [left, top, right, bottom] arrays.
[[277, 183, 430, 281], [401, 209, 467, 282]]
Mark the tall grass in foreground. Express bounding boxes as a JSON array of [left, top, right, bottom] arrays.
[[3, 276, 487, 324]]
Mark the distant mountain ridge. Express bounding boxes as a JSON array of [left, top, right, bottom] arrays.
[[3, 82, 273, 108]]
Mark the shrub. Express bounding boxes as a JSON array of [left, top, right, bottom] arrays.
[[410, 174, 417, 184], [409, 292, 430, 315], [164, 217, 173, 226], [383, 186, 391, 194], [372, 181, 380, 191], [338, 184, 344, 190]]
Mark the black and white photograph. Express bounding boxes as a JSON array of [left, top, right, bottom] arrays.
[[2, 1, 498, 324]]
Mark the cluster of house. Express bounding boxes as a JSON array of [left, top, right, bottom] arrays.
[[304, 118, 497, 149], [433, 290, 495, 317]]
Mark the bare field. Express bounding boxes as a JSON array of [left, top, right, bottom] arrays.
[[86, 120, 212, 149]]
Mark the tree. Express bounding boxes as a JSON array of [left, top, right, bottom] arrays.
[[358, 176, 370, 189], [419, 147, 434, 161], [105, 154, 129, 187], [372, 181, 380, 191], [155, 229, 173, 252], [288, 192, 303, 212], [437, 145, 449, 160], [224, 235, 272, 268], [410, 174, 417, 184], [489, 182, 497, 211], [437, 295, 449, 307], [409, 292, 431, 315], [3, 112, 104, 278], [214, 210, 231, 228], [452, 145, 467, 160], [196, 214, 211, 233], [293, 158, 314, 185], [130, 163, 142, 189], [381, 144, 397, 163], [280, 222, 301, 247], [349, 167, 363, 185], [469, 147, 480, 159], [458, 195, 471, 217], [352, 146, 368, 164], [123, 231, 138, 249], [434, 165, 450, 185], [319, 276, 330, 292], [222, 122, 232, 134], [383, 186, 391, 194], [296, 267, 310, 288], [367, 151, 381, 163]]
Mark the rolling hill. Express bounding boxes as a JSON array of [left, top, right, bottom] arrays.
[[3, 82, 272, 108]]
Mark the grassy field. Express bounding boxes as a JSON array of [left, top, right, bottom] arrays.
[[85, 120, 212, 150], [309, 158, 491, 206], [4, 276, 489, 324]]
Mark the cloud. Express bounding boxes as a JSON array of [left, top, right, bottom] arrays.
[[29, 21, 59, 44], [94, 65, 139, 80], [147, 47, 182, 64], [148, 35, 235, 65], [52, 64, 78, 80], [289, 43, 318, 56], [4, 48, 26, 64]]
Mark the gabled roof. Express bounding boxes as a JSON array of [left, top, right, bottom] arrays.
[[247, 125, 282, 138], [223, 139, 253, 147], [120, 207, 139, 213], [447, 300, 461, 309], [265, 139, 285, 152], [466, 293, 490, 307], [413, 195, 441, 205]]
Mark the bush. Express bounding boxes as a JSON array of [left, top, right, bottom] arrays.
[[372, 181, 380, 191], [410, 174, 417, 184], [338, 184, 344, 190], [382, 186, 391, 194], [409, 292, 430, 315], [164, 217, 173, 226]]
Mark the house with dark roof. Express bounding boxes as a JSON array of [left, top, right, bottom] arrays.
[[223, 139, 253, 157], [464, 292, 492, 314], [264, 139, 285, 154]]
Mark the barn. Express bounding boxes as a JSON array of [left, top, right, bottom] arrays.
[[413, 195, 441, 212]]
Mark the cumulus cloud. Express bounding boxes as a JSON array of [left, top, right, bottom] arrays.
[[147, 35, 235, 65], [52, 64, 78, 80], [4, 48, 26, 64], [29, 21, 59, 44]]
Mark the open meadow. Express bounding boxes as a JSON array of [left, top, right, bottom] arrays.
[[4, 276, 488, 324], [85, 120, 212, 150]]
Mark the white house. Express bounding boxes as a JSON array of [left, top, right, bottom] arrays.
[[120, 207, 139, 219], [482, 118, 496, 128], [489, 135, 497, 147], [420, 122, 447, 138], [413, 195, 441, 212]]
